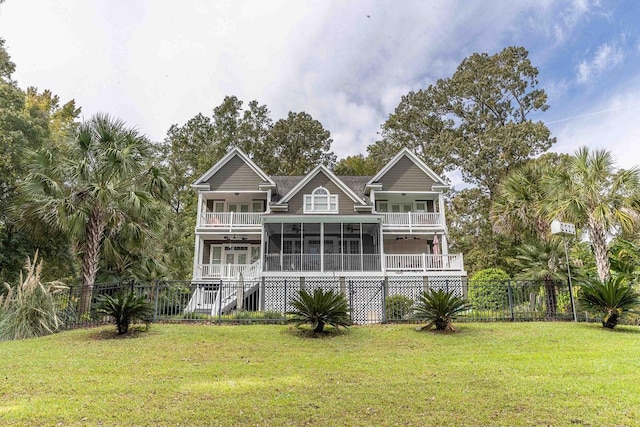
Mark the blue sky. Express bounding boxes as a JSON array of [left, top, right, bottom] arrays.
[[1, 0, 639, 185]]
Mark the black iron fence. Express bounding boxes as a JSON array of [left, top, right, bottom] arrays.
[[57, 277, 584, 328]]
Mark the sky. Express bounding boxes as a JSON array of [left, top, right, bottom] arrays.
[[1, 0, 639, 186]]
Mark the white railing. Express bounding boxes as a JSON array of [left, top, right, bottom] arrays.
[[385, 253, 464, 271], [199, 212, 262, 228], [381, 212, 443, 228], [263, 253, 382, 272], [196, 263, 260, 280]]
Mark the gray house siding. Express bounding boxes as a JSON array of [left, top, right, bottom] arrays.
[[377, 156, 437, 191], [286, 172, 359, 215], [205, 155, 263, 191]]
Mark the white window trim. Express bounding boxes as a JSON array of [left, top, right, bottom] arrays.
[[303, 187, 339, 214]]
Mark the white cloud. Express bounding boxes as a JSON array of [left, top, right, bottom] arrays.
[[549, 86, 640, 170], [576, 42, 624, 84]]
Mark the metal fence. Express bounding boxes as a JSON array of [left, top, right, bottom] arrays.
[[57, 277, 581, 328]]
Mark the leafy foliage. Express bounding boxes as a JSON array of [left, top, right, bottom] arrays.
[[412, 288, 469, 331], [96, 291, 154, 334], [0, 39, 80, 284], [379, 46, 555, 273], [19, 113, 171, 314], [385, 294, 414, 321], [578, 276, 640, 329], [381, 46, 554, 198], [544, 147, 640, 281], [287, 288, 351, 333], [261, 111, 337, 175], [0, 253, 68, 341], [468, 268, 510, 311], [334, 154, 380, 176]]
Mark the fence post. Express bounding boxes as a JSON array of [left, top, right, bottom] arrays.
[[284, 279, 287, 315], [153, 280, 160, 322], [348, 280, 353, 322], [507, 280, 514, 321], [381, 279, 387, 323], [567, 276, 577, 322], [218, 279, 223, 325]]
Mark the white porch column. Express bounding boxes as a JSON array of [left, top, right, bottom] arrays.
[[379, 221, 385, 272], [192, 236, 202, 280], [196, 192, 204, 227], [438, 193, 447, 226], [441, 233, 450, 254]]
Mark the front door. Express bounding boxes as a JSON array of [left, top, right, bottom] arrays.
[[223, 246, 250, 278]]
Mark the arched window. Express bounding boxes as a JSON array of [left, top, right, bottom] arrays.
[[304, 186, 338, 213]]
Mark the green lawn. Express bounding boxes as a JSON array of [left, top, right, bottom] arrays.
[[1, 322, 640, 426]]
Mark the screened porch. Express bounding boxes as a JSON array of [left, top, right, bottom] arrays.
[[263, 222, 382, 273]]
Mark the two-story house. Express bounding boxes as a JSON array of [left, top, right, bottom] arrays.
[[188, 147, 466, 321]]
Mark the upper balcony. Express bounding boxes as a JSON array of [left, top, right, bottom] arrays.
[[198, 212, 263, 230], [381, 212, 444, 231]]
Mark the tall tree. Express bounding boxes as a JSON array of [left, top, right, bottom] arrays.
[[381, 46, 555, 199], [379, 46, 556, 272], [261, 111, 336, 175], [333, 154, 379, 176], [0, 38, 80, 283], [544, 147, 640, 282], [491, 153, 571, 243], [19, 113, 171, 313]]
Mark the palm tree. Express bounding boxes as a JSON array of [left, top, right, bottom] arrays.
[[288, 288, 352, 333], [413, 288, 469, 331], [578, 275, 640, 329], [96, 291, 154, 335], [544, 147, 640, 282], [512, 239, 573, 317], [492, 153, 570, 242], [19, 113, 171, 315]]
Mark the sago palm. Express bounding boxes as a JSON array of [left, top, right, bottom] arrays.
[[288, 288, 351, 333], [578, 275, 640, 329], [96, 291, 154, 335], [19, 113, 171, 315], [413, 288, 469, 332], [544, 147, 640, 282]]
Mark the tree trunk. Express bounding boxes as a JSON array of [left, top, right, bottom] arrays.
[[314, 320, 325, 333], [589, 218, 610, 282], [78, 206, 106, 316]]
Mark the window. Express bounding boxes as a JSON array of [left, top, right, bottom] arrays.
[[303, 187, 338, 213]]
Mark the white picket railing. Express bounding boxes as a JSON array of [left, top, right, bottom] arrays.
[[385, 253, 464, 271], [381, 212, 443, 228], [199, 212, 262, 228], [195, 263, 260, 280]]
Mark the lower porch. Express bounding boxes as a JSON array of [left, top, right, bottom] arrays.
[[193, 253, 464, 279]]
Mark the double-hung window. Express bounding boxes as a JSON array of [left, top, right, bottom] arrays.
[[304, 187, 338, 213]]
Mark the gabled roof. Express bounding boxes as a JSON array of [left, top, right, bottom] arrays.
[[192, 147, 275, 188], [276, 164, 368, 206], [366, 148, 449, 191]]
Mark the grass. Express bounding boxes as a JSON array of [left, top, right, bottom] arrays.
[[2, 323, 640, 426]]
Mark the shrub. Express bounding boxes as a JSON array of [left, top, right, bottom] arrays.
[[578, 276, 640, 329], [0, 253, 68, 341], [413, 288, 469, 332], [385, 295, 414, 320], [413, 289, 469, 331], [95, 291, 154, 334], [468, 268, 510, 311], [288, 288, 352, 333]]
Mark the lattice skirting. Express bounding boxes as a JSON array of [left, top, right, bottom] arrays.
[[263, 275, 466, 324]]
